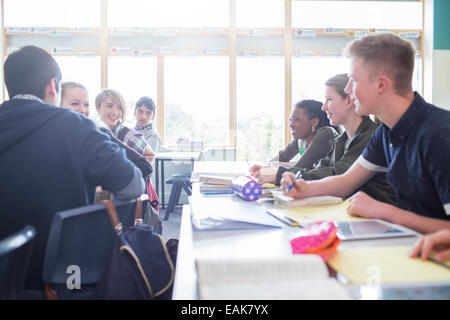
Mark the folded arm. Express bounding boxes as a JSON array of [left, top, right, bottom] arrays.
[[347, 191, 450, 234]]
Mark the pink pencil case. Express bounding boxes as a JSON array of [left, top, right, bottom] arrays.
[[290, 221, 340, 261]]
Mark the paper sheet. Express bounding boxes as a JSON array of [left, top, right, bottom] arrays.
[[190, 194, 282, 230], [328, 246, 450, 284], [269, 199, 363, 224]]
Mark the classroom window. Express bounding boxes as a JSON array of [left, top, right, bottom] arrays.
[[237, 0, 284, 28], [292, 1, 422, 29], [292, 57, 350, 104], [236, 56, 284, 161], [108, 0, 229, 28], [4, 0, 100, 27], [108, 57, 158, 129], [164, 56, 229, 147]]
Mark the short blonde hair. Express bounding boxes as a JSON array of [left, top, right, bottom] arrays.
[[344, 33, 415, 96], [95, 89, 126, 123]]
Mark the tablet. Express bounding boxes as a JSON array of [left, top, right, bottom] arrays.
[[334, 219, 418, 241]]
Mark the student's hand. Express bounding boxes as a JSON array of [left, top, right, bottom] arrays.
[[250, 165, 277, 184], [250, 164, 263, 176], [280, 172, 308, 199], [346, 191, 387, 220], [408, 229, 450, 262], [144, 145, 155, 162]]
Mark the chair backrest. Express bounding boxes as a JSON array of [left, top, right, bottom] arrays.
[[0, 225, 36, 299], [42, 198, 139, 286]]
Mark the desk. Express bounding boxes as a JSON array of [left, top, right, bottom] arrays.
[[154, 152, 200, 209], [172, 187, 424, 300]]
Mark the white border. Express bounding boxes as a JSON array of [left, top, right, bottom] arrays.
[[444, 203, 450, 216]]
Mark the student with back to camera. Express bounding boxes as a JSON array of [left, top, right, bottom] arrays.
[[281, 33, 450, 234], [251, 99, 339, 184], [0, 46, 145, 291]]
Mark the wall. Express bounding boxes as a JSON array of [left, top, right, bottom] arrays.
[[432, 0, 450, 109]]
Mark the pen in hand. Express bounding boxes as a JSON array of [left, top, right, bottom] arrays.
[[286, 171, 303, 192]]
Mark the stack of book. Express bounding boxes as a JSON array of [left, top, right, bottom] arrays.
[[197, 175, 234, 194]]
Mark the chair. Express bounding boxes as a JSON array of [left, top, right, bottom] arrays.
[[164, 173, 192, 220], [0, 225, 36, 299], [42, 196, 148, 299]]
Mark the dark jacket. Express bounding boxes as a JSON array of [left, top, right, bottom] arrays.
[[277, 116, 397, 205], [275, 126, 338, 169], [0, 98, 137, 290]]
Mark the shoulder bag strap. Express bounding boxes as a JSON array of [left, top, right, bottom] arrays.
[[102, 200, 123, 235], [117, 126, 130, 142], [134, 199, 143, 226]]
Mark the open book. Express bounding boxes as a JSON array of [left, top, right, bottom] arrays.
[[196, 255, 352, 300], [271, 190, 343, 209]]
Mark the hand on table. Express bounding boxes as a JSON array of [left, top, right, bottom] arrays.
[[408, 229, 450, 262], [250, 164, 277, 184], [346, 191, 387, 220]]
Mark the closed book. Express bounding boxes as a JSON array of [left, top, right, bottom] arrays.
[[198, 182, 232, 191], [198, 175, 233, 186], [271, 190, 342, 209]]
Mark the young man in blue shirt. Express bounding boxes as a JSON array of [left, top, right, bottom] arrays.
[[281, 33, 450, 234], [0, 46, 145, 290]]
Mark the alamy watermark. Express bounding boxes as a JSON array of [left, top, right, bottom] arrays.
[[66, 265, 81, 290], [360, 265, 381, 300]]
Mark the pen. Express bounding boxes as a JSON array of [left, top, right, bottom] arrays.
[[429, 257, 450, 271], [287, 171, 303, 192], [266, 210, 303, 228]]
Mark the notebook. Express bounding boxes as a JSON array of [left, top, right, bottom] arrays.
[[328, 246, 450, 285], [271, 190, 343, 209], [267, 199, 362, 226]]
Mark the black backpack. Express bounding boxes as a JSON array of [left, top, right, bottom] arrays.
[[99, 127, 153, 178], [95, 200, 174, 300]]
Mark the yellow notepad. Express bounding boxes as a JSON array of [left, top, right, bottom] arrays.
[[269, 199, 363, 224], [328, 246, 450, 284]]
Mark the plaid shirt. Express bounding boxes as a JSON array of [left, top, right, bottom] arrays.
[[135, 123, 153, 131], [111, 123, 148, 155], [12, 94, 45, 103]]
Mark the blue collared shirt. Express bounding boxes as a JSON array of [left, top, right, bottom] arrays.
[[358, 92, 450, 220]]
